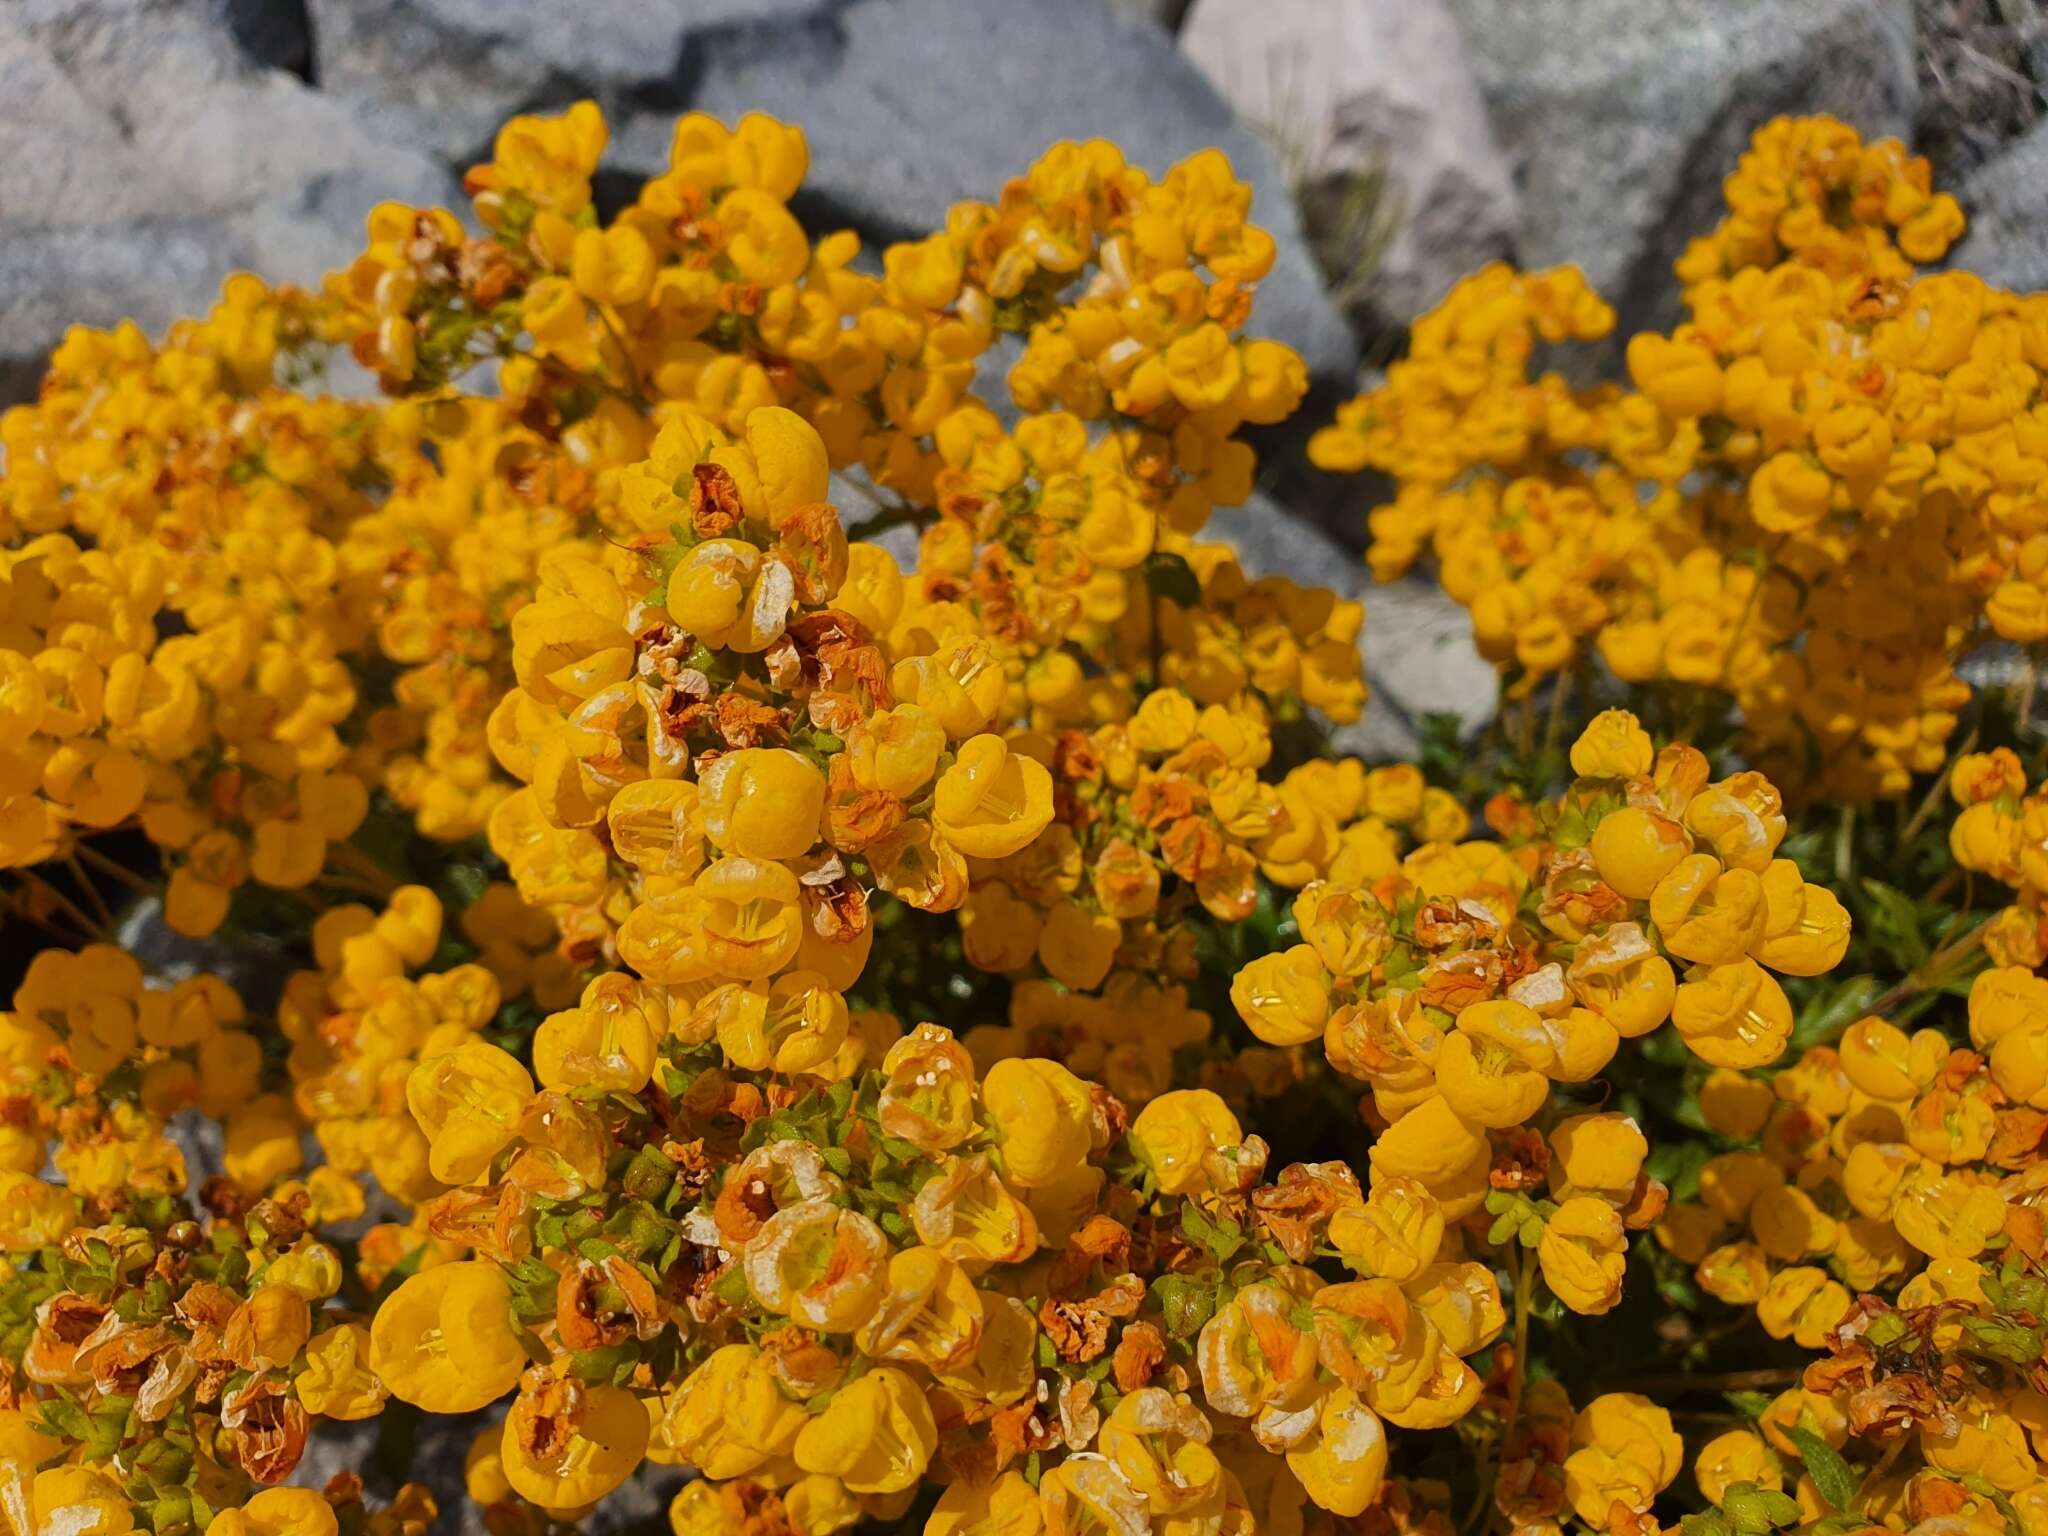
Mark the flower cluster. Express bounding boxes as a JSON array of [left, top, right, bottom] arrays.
[[0, 290, 388, 929], [1643, 753, 2048, 1536], [10, 92, 2048, 1536], [1232, 711, 1849, 1314], [1312, 115, 2048, 800]]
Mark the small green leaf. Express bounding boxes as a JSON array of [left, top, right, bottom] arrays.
[[1858, 881, 1927, 971], [1724, 1390, 1774, 1420], [1788, 1427, 1860, 1513], [1152, 1273, 1219, 1340], [1791, 974, 1880, 1050]]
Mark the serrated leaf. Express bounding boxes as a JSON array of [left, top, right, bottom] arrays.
[[1788, 1427, 1860, 1513]]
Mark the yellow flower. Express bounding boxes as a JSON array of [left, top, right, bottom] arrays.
[[1650, 854, 1767, 966], [571, 224, 656, 307], [1537, 1196, 1628, 1315], [1368, 1094, 1490, 1214], [1129, 1089, 1247, 1196], [1434, 999, 1554, 1128], [406, 1040, 534, 1184], [1230, 946, 1331, 1047], [1682, 773, 1787, 873], [910, 1154, 1039, 1270], [1694, 1429, 1783, 1506], [1329, 1176, 1444, 1283], [744, 1197, 889, 1331], [1752, 860, 1851, 975], [663, 1344, 807, 1479], [981, 1057, 1094, 1187], [855, 1246, 985, 1372], [503, 1378, 649, 1508], [720, 187, 810, 288], [1035, 901, 1120, 991], [847, 704, 947, 798], [1562, 1394, 1681, 1525], [1285, 1387, 1388, 1517], [1163, 324, 1244, 411], [1099, 1389, 1223, 1515], [926, 1471, 1045, 1536], [368, 1262, 525, 1413], [794, 1368, 938, 1494], [1625, 333, 1723, 419], [1197, 1281, 1320, 1420], [1548, 1113, 1649, 1202], [209, 1489, 339, 1536], [701, 748, 827, 861], [534, 979, 661, 1093], [933, 735, 1055, 859], [1567, 923, 1676, 1037], [295, 1323, 388, 1420], [1672, 960, 1793, 1069], [1570, 710, 1654, 779]]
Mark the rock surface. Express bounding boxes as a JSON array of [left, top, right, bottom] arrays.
[[0, 0, 1356, 406], [0, 0, 457, 401], [1443, 0, 1919, 338], [1206, 497, 1495, 757], [1951, 118, 2048, 292], [1181, 0, 1520, 332], [652, 0, 1354, 387]]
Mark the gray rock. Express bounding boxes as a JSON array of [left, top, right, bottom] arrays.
[[657, 0, 1355, 391], [303, 0, 821, 164], [1181, 0, 1520, 332], [1951, 118, 2048, 292], [0, 0, 460, 402], [5, 0, 1352, 411], [1443, 0, 1918, 339], [118, 895, 294, 1013], [1205, 496, 1495, 758]]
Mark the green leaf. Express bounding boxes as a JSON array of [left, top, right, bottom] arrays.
[[711, 1265, 752, 1309], [1800, 1515, 1877, 1536], [1151, 1273, 1219, 1340], [1961, 1315, 2045, 1367], [1791, 974, 1880, 1050], [1787, 1428, 1860, 1513], [1180, 1204, 1246, 1264], [1858, 881, 1927, 970]]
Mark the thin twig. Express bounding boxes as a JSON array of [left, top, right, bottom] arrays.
[[65, 854, 116, 932], [1900, 725, 1979, 847], [14, 869, 110, 943], [1866, 915, 1993, 1020], [74, 840, 157, 897], [326, 841, 401, 898]]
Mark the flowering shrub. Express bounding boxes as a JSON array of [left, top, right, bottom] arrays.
[[0, 100, 2044, 1536]]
